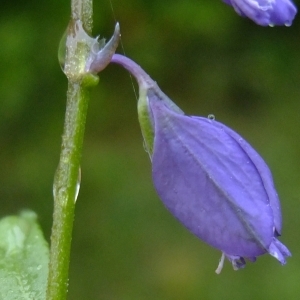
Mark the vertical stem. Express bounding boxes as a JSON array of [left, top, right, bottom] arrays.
[[46, 1, 95, 299], [46, 83, 89, 300], [71, 0, 93, 34]]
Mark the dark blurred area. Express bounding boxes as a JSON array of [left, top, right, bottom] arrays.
[[1, 0, 300, 299]]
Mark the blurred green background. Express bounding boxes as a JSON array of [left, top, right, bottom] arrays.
[[1, 0, 300, 299]]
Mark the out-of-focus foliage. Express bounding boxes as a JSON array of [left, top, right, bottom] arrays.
[[0, 0, 299, 299]]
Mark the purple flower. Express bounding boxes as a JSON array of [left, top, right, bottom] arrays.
[[110, 54, 291, 272], [149, 98, 291, 273], [90, 51, 291, 272], [223, 0, 297, 26]]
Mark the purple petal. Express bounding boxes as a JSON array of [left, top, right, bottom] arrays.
[[223, 0, 297, 26], [206, 119, 282, 235], [148, 90, 290, 270], [268, 238, 291, 264], [151, 95, 274, 257]]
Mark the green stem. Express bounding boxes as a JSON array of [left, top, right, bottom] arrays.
[[71, 0, 93, 34], [46, 1, 96, 299], [46, 83, 89, 300]]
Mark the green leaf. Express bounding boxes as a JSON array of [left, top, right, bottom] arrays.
[[0, 211, 49, 300]]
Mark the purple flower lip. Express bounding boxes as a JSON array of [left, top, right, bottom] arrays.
[[223, 0, 297, 26]]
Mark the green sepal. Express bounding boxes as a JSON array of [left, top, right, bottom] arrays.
[[137, 87, 155, 156], [81, 73, 99, 87], [137, 84, 185, 157]]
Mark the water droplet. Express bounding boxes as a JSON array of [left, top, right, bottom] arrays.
[[285, 21, 292, 27], [36, 264, 42, 271], [74, 167, 81, 203], [58, 27, 68, 70], [207, 114, 215, 121]]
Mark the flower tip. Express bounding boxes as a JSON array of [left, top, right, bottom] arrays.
[[115, 22, 121, 35], [268, 238, 291, 265], [268, 0, 297, 27]]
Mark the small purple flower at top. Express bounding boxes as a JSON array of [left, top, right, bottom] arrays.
[[223, 0, 297, 26]]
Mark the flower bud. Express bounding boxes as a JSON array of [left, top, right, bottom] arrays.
[[109, 54, 291, 272]]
